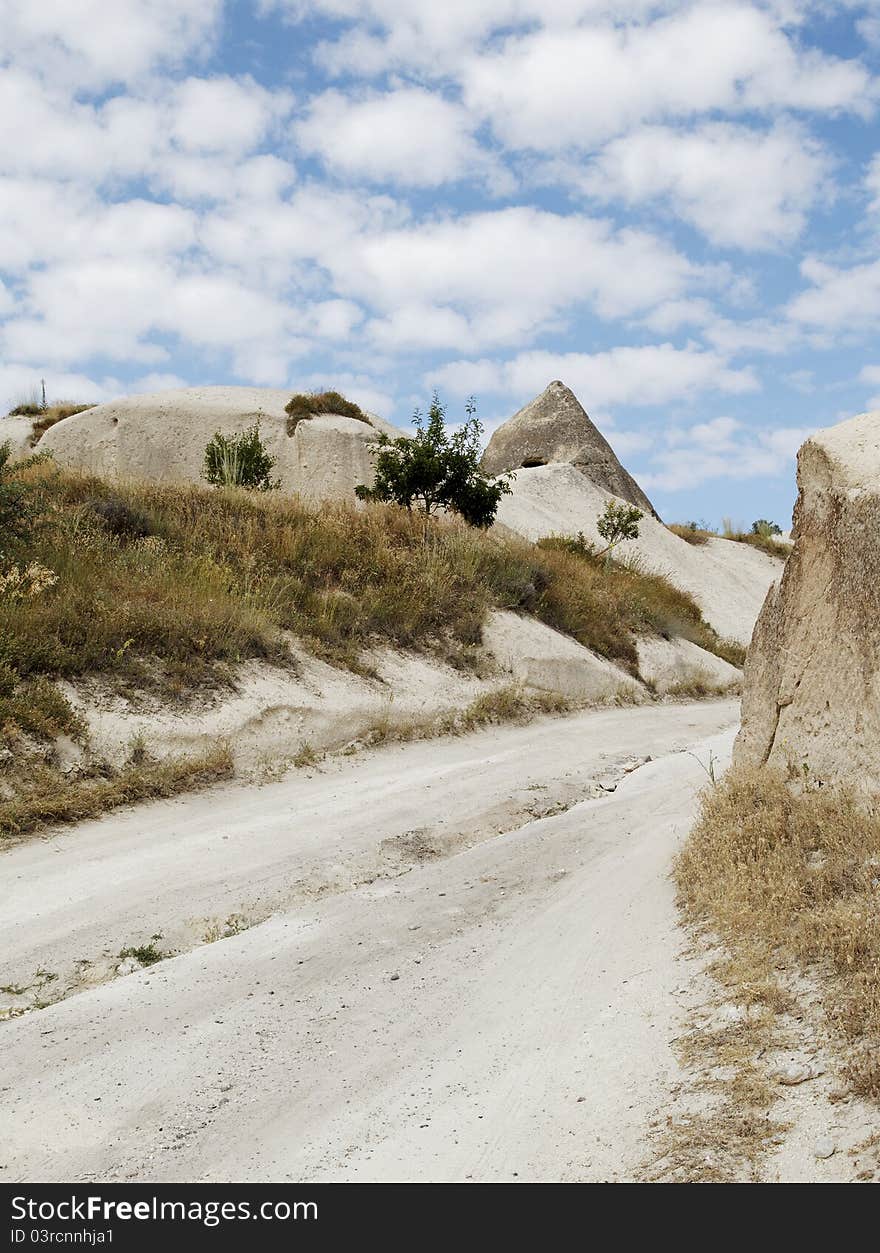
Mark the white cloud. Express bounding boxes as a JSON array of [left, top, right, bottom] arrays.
[[326, 207, 709, 350], [0, 68, 293, 188], [641, 415, 815, 491], [461, 4, 873, 151], [578, 122, 830, 249], [296, 87, 502, 188], [0, 0, 222, 88], [428, 344, 758, 408], [788, 254, 880, 328]]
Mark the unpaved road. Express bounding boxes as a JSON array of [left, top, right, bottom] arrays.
[[1, 700, 738, 1182]]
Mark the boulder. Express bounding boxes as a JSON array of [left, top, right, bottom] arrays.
[[635, 637, 742, 696], [34, 387, 401, 503], [482, 380, 657, 516], [482, 610, 646, 704], [735, 410, 880, 787], [0, 415, 38, 460]]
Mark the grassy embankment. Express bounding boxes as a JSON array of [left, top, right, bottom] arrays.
[[1, 456, 741, 836]]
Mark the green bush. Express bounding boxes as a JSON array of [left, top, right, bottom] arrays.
[[203, 424, 279, 492], [355, 394, 513, 535]]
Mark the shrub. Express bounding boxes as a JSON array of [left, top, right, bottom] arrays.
[[355, 394, 513, 535], [203, 424, 280, 491], [285, 390, 371, 434], [9, 403, 42, 417], [0, 442, 40, 563], [87, 497, 153, 541], [751, 518, 782, 537]]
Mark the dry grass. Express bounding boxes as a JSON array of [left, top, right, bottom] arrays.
[[284, 390, 371, 434], [667, 523, 712, 546], [28, 403, 96, 446], [5, 464, 738, 696], [0, 744, 233, 841], [723, 529, 791, 560], [676, 767, 880, 1100]]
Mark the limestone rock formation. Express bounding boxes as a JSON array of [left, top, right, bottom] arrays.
[[0, 415, 38, 460], [482, 381, 657, 516], [34, 387, 400, 503], [735, 409, 880, 787], [482, 610, 646, 704]]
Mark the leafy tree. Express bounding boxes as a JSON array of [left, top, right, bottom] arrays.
[[751, 518, 782, 537], [203, 423, 279, 492], [355, 394, 512, 536], [596, 499, 643, 567]]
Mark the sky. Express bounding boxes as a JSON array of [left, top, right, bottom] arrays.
[[2, 2, 880, 527]]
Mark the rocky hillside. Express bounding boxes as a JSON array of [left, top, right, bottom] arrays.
[[7, 386, 402, 504], [486, 381, 787, 646]]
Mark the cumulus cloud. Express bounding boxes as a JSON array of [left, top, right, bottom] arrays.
[[641, 415, 815, 491], [0, 0, 222, 88], [296, 87, 505, 189], [460, 4, 873, 151], [788, 255, 880, 329], [576, 122, 830, 249], [428, 344, 758, 408]]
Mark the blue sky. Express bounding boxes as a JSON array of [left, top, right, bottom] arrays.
[[2, 1, 880, 527]]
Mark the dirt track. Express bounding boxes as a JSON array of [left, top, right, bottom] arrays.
[[1, 700, 738, 1181]]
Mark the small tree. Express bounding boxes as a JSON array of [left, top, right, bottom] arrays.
[[751, 518, 782, 537], [355, 394, 512, 537], [596, 499, 643, 567], [203, 423, 279, 491]]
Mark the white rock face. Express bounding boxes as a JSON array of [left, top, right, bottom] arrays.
[[482, 381, 656, 516], [482, 610, 646, 704], [735, 410, 880, 787], [0, 415, 37, 460], [635, 637, 742, 695], [34, 387, 401, 503]]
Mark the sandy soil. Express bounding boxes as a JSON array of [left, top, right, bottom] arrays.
[[1, 700, 739, 1182]]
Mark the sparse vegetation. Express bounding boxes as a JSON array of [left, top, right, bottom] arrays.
[[356, 394, 513, 534], [203, 423, 279, 491], [0, 744, 233, 840], [667, 522, 711, 546], [667, 517, 790, 560], [285, 390, 370, 435], [118, 941, 167, 967], [536, 533, 741, 668], [596, 499, 643, 566], [0, 455, 748, 834], [28, 403, 95, 446], [677, 767, 880, 1100], [722, 517, 790, 559]]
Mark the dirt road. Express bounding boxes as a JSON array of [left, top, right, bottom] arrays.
[[1, 700, 738, 1181]]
